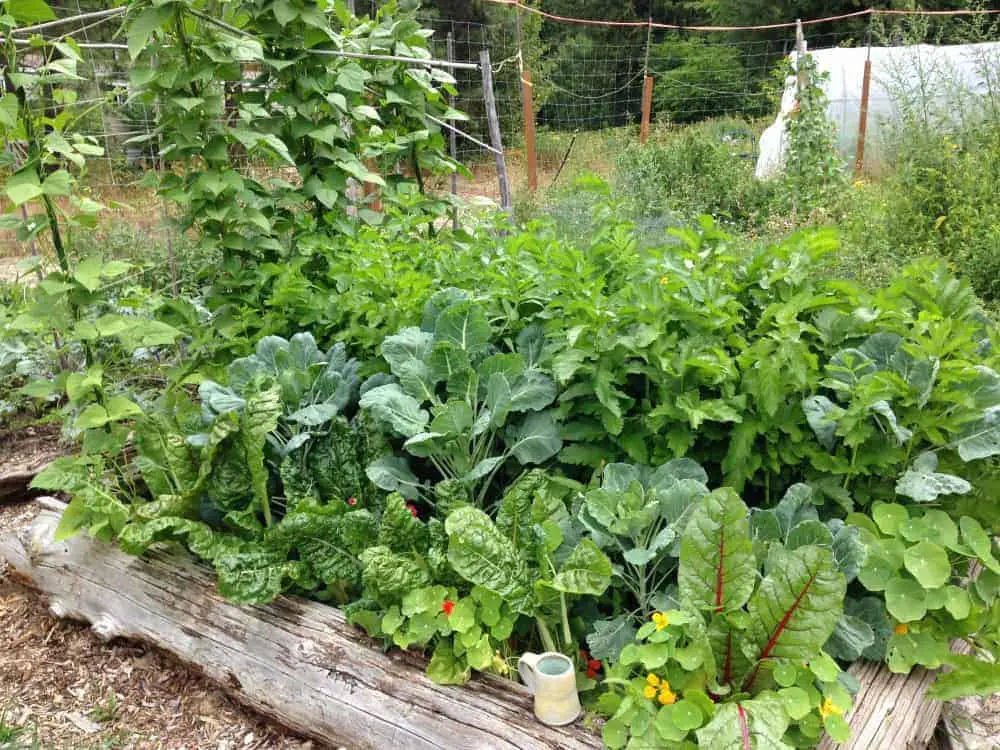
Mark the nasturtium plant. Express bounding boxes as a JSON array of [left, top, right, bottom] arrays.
[[851, 500, 1000, 675], [362, 294, 562, 506]]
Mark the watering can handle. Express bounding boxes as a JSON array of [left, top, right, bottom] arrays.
[[518, 652, 540, 694]]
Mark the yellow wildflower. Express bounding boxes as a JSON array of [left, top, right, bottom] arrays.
[[894, 622, 910, 635], [819, 698, 843, 720], [646, 673, 661, 687], [658, 686, 677, 705], [651, 611, 670, 630], [643, 685, 658, 700], [659, 276, 669, 285]]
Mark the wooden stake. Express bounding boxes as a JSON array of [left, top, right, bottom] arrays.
[[480, 49, 512, 210], [855, 55, 873, 175], [639, 75, 654, 144], [521, 69, 538, 191]]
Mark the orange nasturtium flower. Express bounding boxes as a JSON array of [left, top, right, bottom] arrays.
[[657, 685, 677, 705], [651, 611, 670, 630], [893, 622, 910, 635], [441, 600, 456, 616]]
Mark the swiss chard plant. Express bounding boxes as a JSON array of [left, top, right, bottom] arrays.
[[599, 490, 850, 749], [361, 294, 562, 508], [443, 471, 613, 659]]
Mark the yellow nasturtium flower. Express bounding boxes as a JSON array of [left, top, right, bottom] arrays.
[[658, 685, 677, 705], [819, 698, 843, 719], [643, 685, 658, 699], [651, 611, 670, 630]]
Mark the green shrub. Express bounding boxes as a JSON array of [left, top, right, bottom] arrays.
[[613, 119, 772, 229]]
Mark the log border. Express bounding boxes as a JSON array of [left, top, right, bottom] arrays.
[[1, 502, 603, 750], [1, 499, 960, 750]]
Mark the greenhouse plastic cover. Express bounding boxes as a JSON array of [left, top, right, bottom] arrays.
[[756, 41, 1000, 178]]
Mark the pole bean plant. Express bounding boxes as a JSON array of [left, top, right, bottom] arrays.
[[6, 2, 1000, 749]]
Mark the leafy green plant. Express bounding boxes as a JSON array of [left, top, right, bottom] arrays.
[[361, 294, 562, 507], [600, 490, 851, 749], [850, 500, 1000, 674], [443, 472, 613, 658], [578, 460, 710, 646]]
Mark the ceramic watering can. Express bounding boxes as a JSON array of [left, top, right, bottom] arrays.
[[517, 651, 581, 726]]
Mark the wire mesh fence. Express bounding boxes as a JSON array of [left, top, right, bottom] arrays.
[[4, 4, 1000, 224]]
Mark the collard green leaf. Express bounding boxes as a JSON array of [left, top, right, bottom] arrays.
[[802, 395, 841, 450], [505, 410, 562, 464], [360, 383, 429, 438], [433, 301, 490, 357], [366, 455, 422, 499], [896, 452, 972, 502], [586, 615, 637, 664], [824, 613, 876, 661], [551, 539, 612, 595], [678, 489, 756, 613]]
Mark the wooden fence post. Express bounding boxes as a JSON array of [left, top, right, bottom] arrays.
[[521, 68, 538, 191], [480, 49, 512, 211], [854, 47, 873, 175], [639, 75, 654, 144]]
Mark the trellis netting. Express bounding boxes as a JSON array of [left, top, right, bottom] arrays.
[[756, 40, 1000, 178]]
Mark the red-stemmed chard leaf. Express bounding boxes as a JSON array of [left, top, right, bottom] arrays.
[[741, 545, 846, 692], [679, 489, 756, 613]]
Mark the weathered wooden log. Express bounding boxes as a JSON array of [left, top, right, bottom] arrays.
[[816, 658, 944, 750], [1, 503, 603, 750], [0, 447, 64, 503]]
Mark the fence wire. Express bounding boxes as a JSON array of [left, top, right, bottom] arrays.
[[4, 5, 1000, 225]]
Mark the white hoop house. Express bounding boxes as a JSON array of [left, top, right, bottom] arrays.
[[756, 41, 1000, 178]]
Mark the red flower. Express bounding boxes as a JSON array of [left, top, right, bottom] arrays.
[[406, 503, 419, 517], [586, 658, 602, 678], [442, 600, 456, 616], [347, 497, 358, 506]]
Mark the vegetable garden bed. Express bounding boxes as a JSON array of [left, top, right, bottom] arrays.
[[0, 497, 964, 750], [2, 499, 602, 750]]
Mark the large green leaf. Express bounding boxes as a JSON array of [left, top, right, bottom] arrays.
[[678, 489, 756, 613], [504, 410, 562, 464], [242, 386, 282, 526], [360, 383, 429, 438], [743, 545, 846, 691], [7, 0, 57, 24], [694, 696, 792, 750], [433, 301, 490, 357], [445, 506, 534, 615], [895, 452, 972, 502], [550, 539, 612, 595], [381, 327, 434, 379]]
